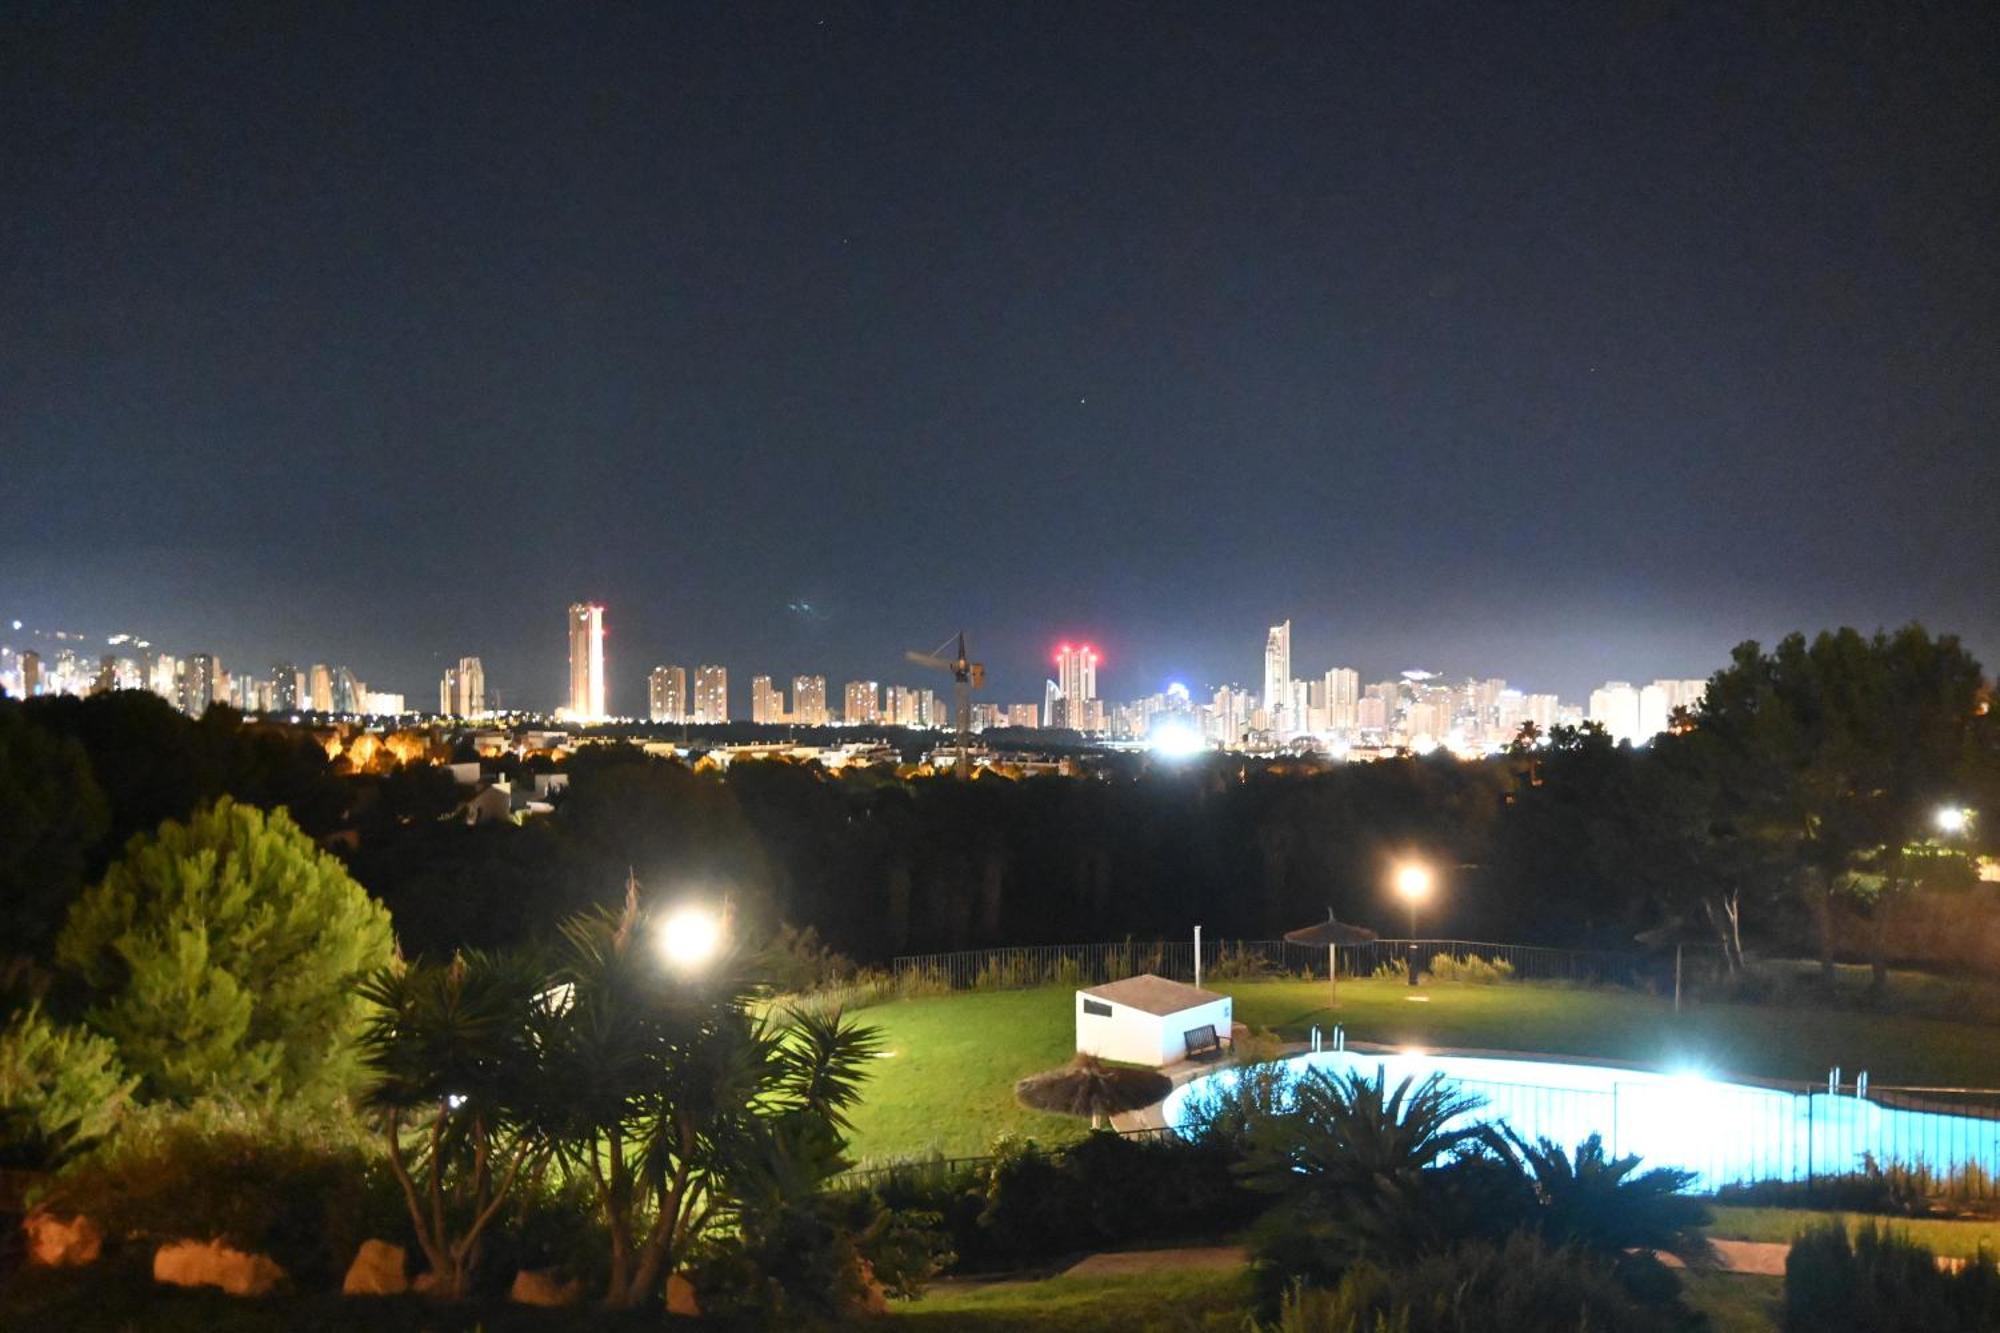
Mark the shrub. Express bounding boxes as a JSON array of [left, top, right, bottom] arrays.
[[41, 1101, 404, 1288], [1371, 957, 1409, 982], [1270, 1231, 1691, 1332], [858, 1132, 1259, 1271], [1427, 953, 1516, 984], [1206, 943, 1280, 981], [1784, 1219, 2000, 1331], [1717, 1155, 1998, 1216], [56, 798, 395, 1104], [0, 1001, 135, 1168]]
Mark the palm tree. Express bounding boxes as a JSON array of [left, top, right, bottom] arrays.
[[531, 891, 880, 1308], [1240, 1069, 1517, 1284], [1503, 1131, 1715, 1270], [356, 950, 549, 1299]]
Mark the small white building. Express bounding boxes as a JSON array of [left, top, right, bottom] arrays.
[[1074, 974, 1233, 1068]]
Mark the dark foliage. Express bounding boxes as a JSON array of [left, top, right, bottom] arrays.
[[1784, 1220, 2000, 1332], [1277, 1231, 1698, 1332], [860, 1132, 1261, 1271]]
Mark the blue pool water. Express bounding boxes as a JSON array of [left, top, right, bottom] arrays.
[[1161, 1049, 2000, 1192]]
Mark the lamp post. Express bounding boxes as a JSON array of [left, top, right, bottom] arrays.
[[1394, 862, 1434, 987]]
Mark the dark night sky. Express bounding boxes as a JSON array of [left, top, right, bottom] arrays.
[[4, 3, 1996, 712]]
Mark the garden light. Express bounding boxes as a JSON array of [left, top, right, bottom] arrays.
[[657, 905, 725, 970], [1393, 861, 1434, 986]]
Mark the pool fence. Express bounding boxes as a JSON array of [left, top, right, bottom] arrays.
[[892, 936, 1676, 992]]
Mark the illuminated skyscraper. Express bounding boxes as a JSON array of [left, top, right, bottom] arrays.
[[1053, 643, 1099, 730], [271, 663, 300, 712], [1263, 621, 1292, 732], [309, 663, 333, 712], [567, 603, 607, 721], [20, 650, 41, 697], [648, 665, 687, 723], [693, 665, 728, 723], [441, 656, 485, 717], [842, 680, 879, 724], [750, 675, 783, 724], [792, 675, 827, 726], [1588, 682, 1641, 743], [183, 653, 221, 715], [1325, 667, 1360, 732], [334, 666, 366, 714]]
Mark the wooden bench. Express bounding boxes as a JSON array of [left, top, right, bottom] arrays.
[[1183, 1024, 1222, 1062]]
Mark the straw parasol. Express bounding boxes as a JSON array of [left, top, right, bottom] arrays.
[[1283, 909, 1380, 1009], [1014, 1054, 1173, 1129]]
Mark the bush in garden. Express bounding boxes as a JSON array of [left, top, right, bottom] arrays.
[[1784, 1219, 2000, 1332], [56, 798, 394, 1104], [41, 1100, 402, 1288], [1269, 1231, 1690, 1332], [0, 1001, 135, 1168], [1426, 953, 1516, 984]]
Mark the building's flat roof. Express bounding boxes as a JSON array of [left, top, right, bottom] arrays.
[[1080, 973, 1226, 1016]]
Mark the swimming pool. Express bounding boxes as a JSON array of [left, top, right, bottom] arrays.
[[1161, 1049, 2000, 1193]]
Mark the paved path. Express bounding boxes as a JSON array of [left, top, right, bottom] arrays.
[[1061, 1246, 1248, 1278], [1059, 1238, 1793, 1280]]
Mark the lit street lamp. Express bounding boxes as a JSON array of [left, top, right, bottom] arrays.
[[657, 904, 726, 971], [1394, 862, 1434, 987], [1936, 806, 1972, 837]]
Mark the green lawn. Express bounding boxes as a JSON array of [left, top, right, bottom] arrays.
[[1708, 1204, 2000, 1259], [846, 974, 2000, 1163], [1682, 1272, 1784, 1332], [892, 1267, 1252, 1330]]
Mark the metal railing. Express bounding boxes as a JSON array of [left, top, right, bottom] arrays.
[[840, 1071, 2000, 1200], [891, 937, 1658, 991]]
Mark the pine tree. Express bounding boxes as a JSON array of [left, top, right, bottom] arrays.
[[57, 797, 395, 1104]]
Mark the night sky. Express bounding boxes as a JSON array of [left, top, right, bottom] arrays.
[[5, 3, 1996, 712]]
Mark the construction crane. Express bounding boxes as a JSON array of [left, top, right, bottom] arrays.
[[905, 631, 984, 779]]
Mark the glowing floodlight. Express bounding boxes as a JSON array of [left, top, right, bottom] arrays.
[[657, 905, 725, 970], [1150, 719, 1205, 759], [1936, 806, 1972, 836], [1395, 862, 1434, 905], [1392, 862, 1434, 987]]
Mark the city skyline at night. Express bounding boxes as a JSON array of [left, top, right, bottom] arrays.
[[5, 5, 1994, 717]]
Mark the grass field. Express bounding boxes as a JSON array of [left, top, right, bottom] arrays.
[[892, 1267, 1254, 1330], [886, 1252, 1784, 1330], [1708, 1204, 2000, 1258], [846, 973, 2000, 1163]]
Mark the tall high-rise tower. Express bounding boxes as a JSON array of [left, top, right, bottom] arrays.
[[441, 656, 485, 717], [648, 665, 687, 723], [693, 665, 728, 723], [567, 603, 607, 721], [1263, 621, 1292, 716], [1053, 644, 1099, 730], [792, 675, 828, 726]]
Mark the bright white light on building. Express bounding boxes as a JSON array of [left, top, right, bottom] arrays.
[[657, 905, 724, 970]]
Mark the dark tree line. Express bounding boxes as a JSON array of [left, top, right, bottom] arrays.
[[6, 625, 1995, 977]]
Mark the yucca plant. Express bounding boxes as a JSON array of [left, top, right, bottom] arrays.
[[529, 890, 882, 1308], [356, 948, 551, 1298]]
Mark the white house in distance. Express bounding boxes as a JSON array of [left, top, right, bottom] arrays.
[[1074, 974, 1233, 1067]]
